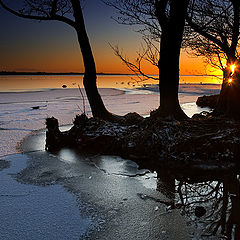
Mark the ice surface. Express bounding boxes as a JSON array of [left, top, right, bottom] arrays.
[[0, 84, 217, 240], [134, 83, 220, 96], [0, 154, 96, 240], [0, 138, 189, 240], [0, 89, 123, 156], [0, 85, 215, 156]]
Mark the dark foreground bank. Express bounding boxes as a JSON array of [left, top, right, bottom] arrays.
[[45, 114, 240, 176]]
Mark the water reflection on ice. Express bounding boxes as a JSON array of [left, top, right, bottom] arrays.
[[157, 170, 240, 240]]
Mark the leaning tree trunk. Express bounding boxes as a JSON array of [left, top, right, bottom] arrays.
[[152, 0, 189, 120], [214, 58, 240, 119], [71, 0, 119, 121]]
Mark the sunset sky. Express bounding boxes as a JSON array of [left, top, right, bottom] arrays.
[[0, 1, 221, 75]]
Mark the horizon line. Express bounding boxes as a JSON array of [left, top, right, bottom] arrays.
[[0, 71, 222, 77]]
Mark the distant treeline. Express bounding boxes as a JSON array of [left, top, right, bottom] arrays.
[[0, 71, 134, 76], [0, 71, 84, 76]]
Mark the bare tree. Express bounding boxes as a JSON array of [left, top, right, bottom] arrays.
[[107, 0, 189, 120], [108, 0, 240, 119], [186, 0, 240, 118], [0, 0, 119, 121]]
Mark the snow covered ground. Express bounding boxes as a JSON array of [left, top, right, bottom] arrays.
[[0, 85, 218, 156]]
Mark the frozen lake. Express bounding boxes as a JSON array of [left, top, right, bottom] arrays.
[[0, 78, 221, 239]]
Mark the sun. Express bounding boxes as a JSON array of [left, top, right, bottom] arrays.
[[230, 64, 236, 74]]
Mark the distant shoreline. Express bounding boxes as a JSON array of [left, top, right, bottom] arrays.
[[0, 71, 221, 77], [0, 71, 135, 76]]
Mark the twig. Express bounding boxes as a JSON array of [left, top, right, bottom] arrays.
[[78, 84, 86, 114]]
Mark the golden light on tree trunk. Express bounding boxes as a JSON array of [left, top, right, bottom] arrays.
[[228, 78, 232, 83]]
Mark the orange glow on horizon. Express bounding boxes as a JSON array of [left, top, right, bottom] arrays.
[[1, 46, 225, 84]]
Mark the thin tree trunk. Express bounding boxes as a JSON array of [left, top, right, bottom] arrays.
[[75, 28, 113, 119], [71, 0, 118, 120]]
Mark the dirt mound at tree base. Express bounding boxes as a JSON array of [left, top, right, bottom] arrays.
[[45, 114, 240, 176]]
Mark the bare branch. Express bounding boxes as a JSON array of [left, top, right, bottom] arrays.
[[110, 43, 159, 81], [185, 0, 240, 71], [0, 0, 76, 28], [186, 14, 228, 52]]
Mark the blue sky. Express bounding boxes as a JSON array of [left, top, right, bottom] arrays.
[[0, 1, 211, 75], [0, 0, 142, 73]]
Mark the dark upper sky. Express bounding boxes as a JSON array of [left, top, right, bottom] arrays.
[[0, 0, 144, 73], [0, 0, 215, 75]]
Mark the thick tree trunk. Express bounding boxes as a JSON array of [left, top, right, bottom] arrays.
[[156, 31, 188, 120], [214, 58, 240, 119], [153, 0, 189, 120], [213, 0, 240, 119], [71, 0, 118, 121]]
